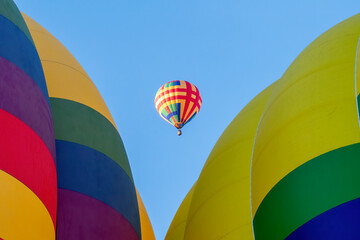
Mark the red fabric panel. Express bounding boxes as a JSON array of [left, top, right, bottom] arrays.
[[0, 109, 57, 226]]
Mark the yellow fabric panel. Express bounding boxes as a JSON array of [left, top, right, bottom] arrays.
[[22, 13, 91, 81], [357, 35, 360, 96], [156, 92, 187, 107], [0, 170, 55, 240], [181, 83, 276, 240], [251, 14, 360, 215], [165, 185, 196, 240], [219, 226, 254, 240], [157, 84, 185, 94], [41, 61, 116, 124], [136, 189, 156, 240], [22, 13, 117, 129], [21, 13, 89, 80]]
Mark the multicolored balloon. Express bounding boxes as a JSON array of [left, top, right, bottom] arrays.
[[165, 82, 276, 240], [155, 80, 202, 135], [0, 1, 57, 239], [23, 13, 144, 240], [252, 13, 360, 240], [0, 1, 155, 239], [166, 13, 360, 240]]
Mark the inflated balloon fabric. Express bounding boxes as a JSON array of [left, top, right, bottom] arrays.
[[165, 82, 277, 240], [155, 80, 202, 129], [166, 185, 196, 240], [137, 189, 156, 240], [167, 13, 360, 240], [0, 1, 57, 239], [24, 14, 142, 240], [252, 13, 360, 240]]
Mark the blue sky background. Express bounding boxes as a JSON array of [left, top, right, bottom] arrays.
[[14, 1, 359, 239]]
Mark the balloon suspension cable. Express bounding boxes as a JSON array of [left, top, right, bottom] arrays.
[[177, 129, 182, 136]]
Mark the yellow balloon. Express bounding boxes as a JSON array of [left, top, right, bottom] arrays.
[[166, 184, 196, 240], [167, 12, 360, 240], [252, 13, 360, 240], [166, 81, 277, 239]]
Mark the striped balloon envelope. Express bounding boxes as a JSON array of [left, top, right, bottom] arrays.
[[155, 80, 202, 135], [165, 82, 277, 240], [24, 14, 142, 240], [166, 13, 360, 240], [0, 1, 57, 239], [252, 13, 360, 240]]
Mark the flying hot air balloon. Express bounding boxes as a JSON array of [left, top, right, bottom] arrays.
[[155, 80, 202, 135]]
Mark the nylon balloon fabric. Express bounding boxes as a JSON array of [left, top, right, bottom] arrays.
[[24, 14, 142, 240], [0, 1, 57, 239], [155, 80, 202, 130], [166, 13, 360, 240]]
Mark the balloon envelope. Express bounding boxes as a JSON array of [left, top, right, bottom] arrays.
[[155, 80, 202, 130]]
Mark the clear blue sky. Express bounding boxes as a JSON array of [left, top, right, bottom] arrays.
[[14, 0, 359, 239]]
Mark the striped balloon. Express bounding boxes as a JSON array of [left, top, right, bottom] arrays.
[[165, 82, 276, 240], [155, 80, 202, 135], [166, 13, 360, 240], [252, 13, 360, 240], [24, 14, 141, 240], [0, 1, 56, 239]]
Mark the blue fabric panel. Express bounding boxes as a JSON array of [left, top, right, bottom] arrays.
[[56, 140, 141, 237], [0, 15, 49, 100], [286, 198, 360, 240]]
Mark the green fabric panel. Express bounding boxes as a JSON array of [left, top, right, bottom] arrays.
[[168, 103, 175, 117], [50, 98, 133, 182], [161, 108, 169, 117], [168, 103, 180, 122], [0, 1, 34, 45], [253, 143, 360, 240]]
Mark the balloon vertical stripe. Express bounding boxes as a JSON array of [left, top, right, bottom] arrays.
[[0, 1, 56, 239], [252, 13, 360, 240], [24, 14, 141, 239], [165, 82, 277, 240]]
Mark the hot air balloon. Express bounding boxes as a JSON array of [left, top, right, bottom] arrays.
[[24, 14, 143, 240], [0, 1, 57, 239], [167, 13, 360, 240], [155, 80, 202, 136], [0, 1, 154, 239]]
